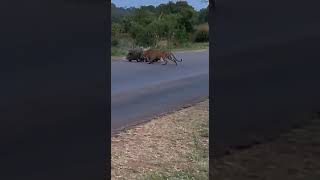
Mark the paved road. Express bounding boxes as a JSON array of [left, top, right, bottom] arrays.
[[111, 50, 209, 133]]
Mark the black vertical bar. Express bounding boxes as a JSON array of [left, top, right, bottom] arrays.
[[211, 0, 320, 168], [0, 1, 108, 179]]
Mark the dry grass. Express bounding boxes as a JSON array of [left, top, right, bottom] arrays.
[[111, 100, 209, 180], [213, 116, 320, 180]]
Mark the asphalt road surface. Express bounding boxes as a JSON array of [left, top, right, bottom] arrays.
[[111, 50, 209, 133]]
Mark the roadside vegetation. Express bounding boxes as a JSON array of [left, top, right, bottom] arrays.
[[111, 1, 209, 57], [111, 100, 209, 180]]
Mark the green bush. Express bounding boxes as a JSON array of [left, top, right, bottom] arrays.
[[111, 47, 127, 56], [111, 2, 209, 53], [111, 38, 119, 46], [193, 24, 209, 42]]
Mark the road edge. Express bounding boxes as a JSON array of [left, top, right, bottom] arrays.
[[111, 96, 209, 137]]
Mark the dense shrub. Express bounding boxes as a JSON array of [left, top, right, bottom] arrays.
[[193, 24, 209, 42], [111, 38, 119, 46], [111, 2, 209, 50]]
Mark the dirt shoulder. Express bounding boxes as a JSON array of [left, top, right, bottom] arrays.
[[111, 100, 320, 179], [213, 114, 320, 180], [111, 56, 126, 61], [111, 100, 209, 180]]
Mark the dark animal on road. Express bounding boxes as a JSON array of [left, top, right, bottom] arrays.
[[126, 48, 144, 62]]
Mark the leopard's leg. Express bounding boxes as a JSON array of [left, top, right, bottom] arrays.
[[168, 55, 177, 66], [161, 57, 168, 65], [148, 57, 154, 64]]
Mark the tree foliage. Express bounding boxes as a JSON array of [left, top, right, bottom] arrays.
[[198, 7, 209, 24], [111, 1, 209, 48]]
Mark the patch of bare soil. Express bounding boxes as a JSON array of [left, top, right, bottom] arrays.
[[213, 116, 320, 180], [111, 100, 209, 180]]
